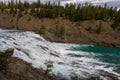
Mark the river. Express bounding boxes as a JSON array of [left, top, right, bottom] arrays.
[[0, 29, 120, 80]]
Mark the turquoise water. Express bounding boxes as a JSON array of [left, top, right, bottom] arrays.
[[71, 45, 120, 73]]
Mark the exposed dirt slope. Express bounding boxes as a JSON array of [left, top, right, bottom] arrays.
[[0, 12, 120, 47]]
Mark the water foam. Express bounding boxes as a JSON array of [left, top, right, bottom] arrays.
[[0, 29, 120, 80]]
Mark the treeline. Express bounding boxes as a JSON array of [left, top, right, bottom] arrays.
[[0, 0, 120, 28]]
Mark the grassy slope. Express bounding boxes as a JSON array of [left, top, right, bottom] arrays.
[[0, 11, 120, 47]]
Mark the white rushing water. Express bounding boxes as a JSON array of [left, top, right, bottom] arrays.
[[0, 29, 120, 80]]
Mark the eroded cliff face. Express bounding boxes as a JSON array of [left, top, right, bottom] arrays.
[[0, 13, 120, 47]]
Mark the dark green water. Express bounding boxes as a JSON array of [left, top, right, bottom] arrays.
[[71, 45, 120, 73]]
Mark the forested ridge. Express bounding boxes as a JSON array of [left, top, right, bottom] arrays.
[[0, 0, 120, 29]]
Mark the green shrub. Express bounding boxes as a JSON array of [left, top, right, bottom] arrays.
[[0, 49, 14, 71], [96, 22, 103, 34], [11, 25, 16, 29], [18, 76, 25, 80], [24, 66, 31, 73], [1, 8, 4, 13], [59, 26, 66, 38], [39, 25, 46, 34], [27, 17, 31, 21], [54, 26, 66, 38], [10, 19, 13, 23], [18, 12, 23, 18], [111, 23, 118, 29], [44, 61, 53, 74], [86, 26, 92, 31], [24, 9, 28, 14]]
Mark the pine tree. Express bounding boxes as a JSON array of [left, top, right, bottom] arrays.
[[9, 0, 14, 14]]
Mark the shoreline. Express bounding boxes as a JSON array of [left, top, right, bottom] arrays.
[[0, 28, 119, 48], [42, 34, 120, 48]]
